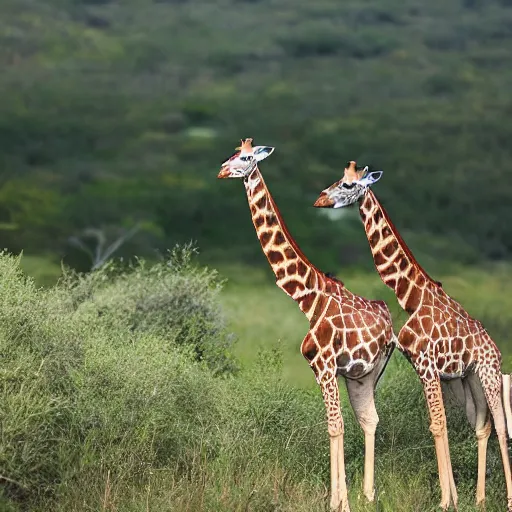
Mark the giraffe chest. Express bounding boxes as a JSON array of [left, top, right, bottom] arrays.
[[303, 327, 386, 379], [303, 297, 393, 380]]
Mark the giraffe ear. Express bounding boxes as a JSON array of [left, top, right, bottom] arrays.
[[357, 170, 383, 187], [253, 146, 275, 162]]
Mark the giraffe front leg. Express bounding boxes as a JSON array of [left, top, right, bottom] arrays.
[[442, 428, 458, 509], [476, 421, 491, 507], [316, 367, 350, 512], [420, 374, 455, 510], [346, 369, 380, 502]]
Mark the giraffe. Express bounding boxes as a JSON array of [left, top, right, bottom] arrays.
[[217, 140, 396, 511], [314, 161, 512, 511]]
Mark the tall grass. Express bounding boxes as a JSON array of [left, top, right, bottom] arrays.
[[1, 252, 512, 511]]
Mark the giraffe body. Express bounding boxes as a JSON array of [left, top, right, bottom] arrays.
[[359, 189, 511, 510], [315, 164, 512, 511], [359, 190, 502, 392], [218, 142, 396, 511]]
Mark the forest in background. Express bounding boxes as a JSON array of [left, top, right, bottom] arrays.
[[1, 0, 512, 273]]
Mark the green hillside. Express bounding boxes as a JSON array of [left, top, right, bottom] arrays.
[[1, 0, 512, 269]]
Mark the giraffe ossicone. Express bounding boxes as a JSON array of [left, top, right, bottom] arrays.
[[314, 161, 512, 512], [218, 141, 396, 512]]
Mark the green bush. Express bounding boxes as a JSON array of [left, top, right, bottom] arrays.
[[0, 254, 79, 500], [63, 244, 237, 375], [0, 248, 237, 505], [0, 246, 329, 509]]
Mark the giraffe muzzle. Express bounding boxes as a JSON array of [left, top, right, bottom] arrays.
[[313, 193, 335, 208], [217, 167, 231, 179]]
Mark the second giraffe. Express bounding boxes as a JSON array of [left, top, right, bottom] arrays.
[[314, 161, 512, 511]]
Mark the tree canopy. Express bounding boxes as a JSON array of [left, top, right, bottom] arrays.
[[1, 0, 512, 269]]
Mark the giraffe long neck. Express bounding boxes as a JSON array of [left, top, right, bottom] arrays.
[[359, 189, 437, 314], [244, 167, 342, 321]]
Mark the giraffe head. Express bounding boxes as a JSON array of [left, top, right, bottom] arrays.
[[217, 138, 275, 179], [313, 161, 383, 208]]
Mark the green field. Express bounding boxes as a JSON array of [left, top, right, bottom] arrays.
[[1, 252, 511, 512], [3, 0, 512, 510]]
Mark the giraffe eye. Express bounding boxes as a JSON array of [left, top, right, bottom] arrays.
[[240, 155, 253, 162], [341, 182, 356, 190]]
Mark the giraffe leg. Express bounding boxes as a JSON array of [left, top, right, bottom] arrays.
[[330, 433, 348, 512], [477, 366, 512, 512], [316, 367, 350, 512], [462, 378, 477, 429], [465, 372, 491, 507], [476, 422, 491, 508], [442, 421, 458, 510], [442, 379, 475, 426], [502, 374, 512, 439], [441, 380, 466, 509], [346, 368, 381, 502], [420, 375, 454, 510], [501, 373, 512, 439]]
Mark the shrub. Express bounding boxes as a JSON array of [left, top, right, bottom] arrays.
[[0, 254, 79, 500], [0, 247, 237, 506], [61, 244, 237, 375]]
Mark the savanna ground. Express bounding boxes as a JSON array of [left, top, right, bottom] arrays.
[[2, 250, 512, 512]]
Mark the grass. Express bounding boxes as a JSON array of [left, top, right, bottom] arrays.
[[18, 253, 63, 287], [218, 263, 313, 388], [3, 252, 512, 511]]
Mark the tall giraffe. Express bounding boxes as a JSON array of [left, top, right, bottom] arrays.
[[218, 140, 395, 511], [314, 161, 512, 511]]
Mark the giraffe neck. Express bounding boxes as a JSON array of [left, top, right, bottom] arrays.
[[244, 167, 342, 321], [359, 189, 438, 314]]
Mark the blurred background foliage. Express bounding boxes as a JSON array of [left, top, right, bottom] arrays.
[[1, 0, 512, 274]]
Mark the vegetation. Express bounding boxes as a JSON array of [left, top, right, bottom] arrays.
[[2, 251, 512, 511], [1, 0, 512, 270], [3, 0, 512, 510]]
